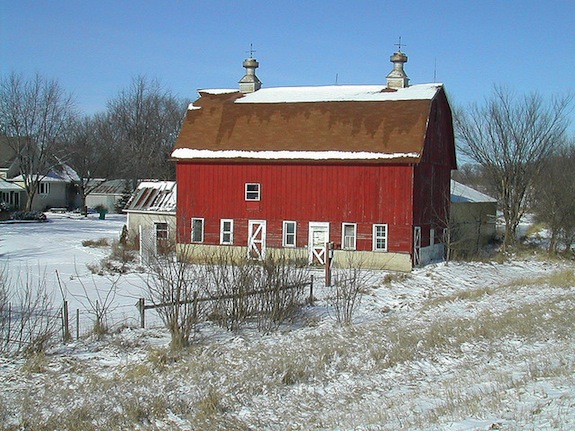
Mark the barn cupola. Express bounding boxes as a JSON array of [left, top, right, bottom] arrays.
[[239, 45, 262, 93], [386, 49, 409, 89]]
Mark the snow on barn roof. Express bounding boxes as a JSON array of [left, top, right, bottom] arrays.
[[173, 83, 447, 163], [124, 181, 176, 213], [171, 149, 420, 161], [451, 180, 497, 203], [230, 83, 441, 103]]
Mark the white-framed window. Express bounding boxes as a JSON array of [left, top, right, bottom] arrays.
[[154, 221, 170, 254], [373, 224, 388, 251], [220, 219, 234, 244], [245, 183, 261, 201], [282, 221, 297, 247], [191, 218, 204, 243], [39, 182, 50, 195], [155, 222, 168, 240], [342, 223, 357, 250]]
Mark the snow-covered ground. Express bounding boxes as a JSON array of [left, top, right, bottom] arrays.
[[1, 212, 159, 332], [1, 213, 574, 430]]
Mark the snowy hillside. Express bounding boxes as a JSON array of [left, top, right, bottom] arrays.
[[1, 213, 574, 430]]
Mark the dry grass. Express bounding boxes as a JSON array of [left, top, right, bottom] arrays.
[[2, 263, 575, 430], [81, 238, 109, 248]]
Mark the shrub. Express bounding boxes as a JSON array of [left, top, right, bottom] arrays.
[[0, 202, 14, 213], [81, 238, 109, 248], [10, 211, 47, 221]]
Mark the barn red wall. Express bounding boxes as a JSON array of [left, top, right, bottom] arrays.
[[176, 162, 415, 253], [412, 89, 456, 247]]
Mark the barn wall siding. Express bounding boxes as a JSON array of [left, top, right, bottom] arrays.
[[176, 162, 415, 254], [412, 91, 455, 250]]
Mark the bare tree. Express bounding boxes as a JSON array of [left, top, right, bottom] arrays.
[[451, 163, 497, 198], [55, 114, 116, 212], [455, 86, 572, 250], [106, 76, 188, 180], [0, 73, 77, 211], [531, 140, 575, 255]]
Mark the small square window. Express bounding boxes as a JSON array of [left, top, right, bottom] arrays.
[[245, 183, 261, 201], [155, 222, 168, 240], [191, 218, 204, 243], [373, 224, 388, 251], [283, 221, 296, 247]]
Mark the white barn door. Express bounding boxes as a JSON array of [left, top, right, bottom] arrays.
[[308, 222, 330, 265], [248, 220, 266, 259]]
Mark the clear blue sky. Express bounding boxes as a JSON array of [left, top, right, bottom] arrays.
[[1, 0, 574, 115]]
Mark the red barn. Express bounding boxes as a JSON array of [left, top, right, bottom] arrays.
[[172, 51, 456, 271]]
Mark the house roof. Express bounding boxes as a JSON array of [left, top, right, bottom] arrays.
[[124, 181, 176, 213], [172, 83, 444, 162], [0, 178, 24, 192], [89, 179, 128, 195], [10, 164, 79, 183], [451, 180, 497, 203]]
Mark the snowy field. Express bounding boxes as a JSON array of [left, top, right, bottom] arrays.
[[1, 212, 159, 332], [1, 213, 575, 430]]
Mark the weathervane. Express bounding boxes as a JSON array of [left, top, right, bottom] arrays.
[[246, 43, 256, 58], [394, 36, 406, 52]]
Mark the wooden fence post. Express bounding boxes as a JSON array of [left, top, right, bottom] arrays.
[[192, 291, 198, 321], [138, 298, 145, 328], [325, 242, 334, 287], [62, 301, 71, 343], [309, 275, 314, 306], [6, 303, 11, 350]]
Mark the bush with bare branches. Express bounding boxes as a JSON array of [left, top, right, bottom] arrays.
[[67, 273, 120, 340], [0, 265, 60, 355], [144, 248, 203, 350], [329, 255, 368, 325], [143, 247, 311, 347]]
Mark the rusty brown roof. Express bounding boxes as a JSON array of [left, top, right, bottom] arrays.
[[172, 84, 444, 163]]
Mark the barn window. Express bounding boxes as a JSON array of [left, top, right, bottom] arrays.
[[220, 219, 234, 244], [283, 221, 296, 247], [245, 183, 261, 201], [191, 218, 204, 243], [39, 182, 50, 195], [342, 223, 357, 250], [373, 224, 388, 251]]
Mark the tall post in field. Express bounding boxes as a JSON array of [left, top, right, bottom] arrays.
[[62, 301, 71, 342], [138, 298, 145, 328], [325, 242, 334, 287]]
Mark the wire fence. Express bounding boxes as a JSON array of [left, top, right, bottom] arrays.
[[1, 276, 315, 353]]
